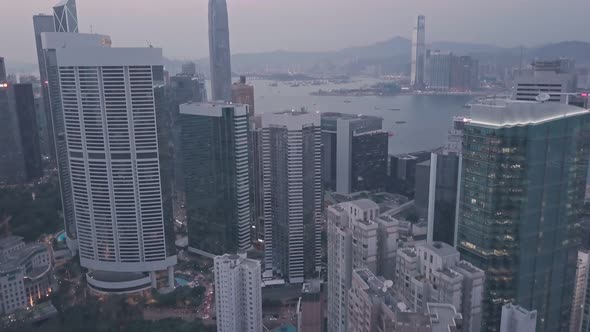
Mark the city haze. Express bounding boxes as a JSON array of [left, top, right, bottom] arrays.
[[3, 0, 590, 64]]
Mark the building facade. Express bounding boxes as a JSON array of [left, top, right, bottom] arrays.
[[0, 236, 53, 315], [348, 268, 464, 332], [426, 117, 466, 246], [296, 280, 324, 332], [53, 0, 78, 33], [214, 253, 262, 332], [180, 102, 251, 256], [41, 33, 108, 251], [33, 14, 57, 160], [425, 51, 452, 90], [208, 0, 232, 101], [327, 199, 382, 332], [411, 15, 426, 88], [572, 251, 589, 332], [0, 77, 43, 184], [450, 56, 479, 91], [232, 76, 255, 116], [262, 111, 322, 283], [42, 33, 177, 293], [321, 112, 388, 194], [181, 62, 197, 76], [395, 242, 484, 332], [457, 100, 590, 331], [513, 58, 577, 103], [500, 304, 537, 332]]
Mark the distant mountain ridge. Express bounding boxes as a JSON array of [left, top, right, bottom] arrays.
[[218, 38, 590, 75], [7, 38, 590, 75]]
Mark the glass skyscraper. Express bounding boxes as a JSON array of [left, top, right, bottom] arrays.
[[457, 100, 590, 331], [180, 103, 251, 256], [208, 0, 232, 102]]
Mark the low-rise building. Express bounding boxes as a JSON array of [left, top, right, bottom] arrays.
[[395, 241, 484, 332], [0, 237, 53, 314], [348, 268, 463, 332], [296, 280, 324, 332]]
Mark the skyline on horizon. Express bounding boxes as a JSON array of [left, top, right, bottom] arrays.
[[2, 0, 590, 65]]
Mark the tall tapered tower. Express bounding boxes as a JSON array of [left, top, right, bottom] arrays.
[[209, 0, 232, 102]]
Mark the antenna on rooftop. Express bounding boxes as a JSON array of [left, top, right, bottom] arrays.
[[146, 40, 153, 48]]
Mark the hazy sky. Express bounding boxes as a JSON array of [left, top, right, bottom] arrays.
[[3, 0, 589, 64]]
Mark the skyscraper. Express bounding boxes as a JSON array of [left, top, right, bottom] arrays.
[[425, 51, 452, 90], [0, 80, 25, 184], [450, 55, 480, 91], [262, 111, 322, 283], [426, 117, 466, 246], [180, 102, 251, 257], [214, 253, 262, 332], [42, 32, 176, 293], [11, 84, 43, 182], [181, 62, 197, 76], [41, 32, 111, 252], [410, 15, 426, 88], [209, 0, 232, 101], [168, 74, 207, 195], [232, 76, 254, 116], [33, 14, 56, 160], [571, 250, 589, 332], [321, 112, 388, 194], [0, 57, 6, 81], [0, 74, 43, 184], [457, 100, 590, 331], [53, 0, 78, 33], [327, 199, 380, 332]]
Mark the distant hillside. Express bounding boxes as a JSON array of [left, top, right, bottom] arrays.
[[8, 38, 590, 76], [219, 38, 590, 76], [529, 41, 590, 64]]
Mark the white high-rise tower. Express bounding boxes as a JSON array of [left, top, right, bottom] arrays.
[[261, 111, 323, 284], [41, 32, 177, 293], [411, 15, 426, 88], [214, 254, 262, 332]]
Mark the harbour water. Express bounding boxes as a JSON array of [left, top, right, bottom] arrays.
[[247, 78, 471, 155]]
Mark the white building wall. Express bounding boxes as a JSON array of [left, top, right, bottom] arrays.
[[327, 199, 380, 332], [214, 254, 262, 332], [53, 45, 175, 274], [571, 250, 589, 332], [500, 304, 537, 332]]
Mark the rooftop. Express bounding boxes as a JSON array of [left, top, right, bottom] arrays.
[[455, 260, 483, 275], [396, 312, 432, 328], [0, 243, 50, 274], [419, 241, 459, 258], [350, 198, 379, 211], [468, 100, 589, 128], [400, 247, 417, 258], [261, 110, 320, 130], [301, 279, 321, 294], [321, 112, 381, 121], [0, 235, 23, 250], [180, 102, 249, 117], [428, 303, 462, 332]]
